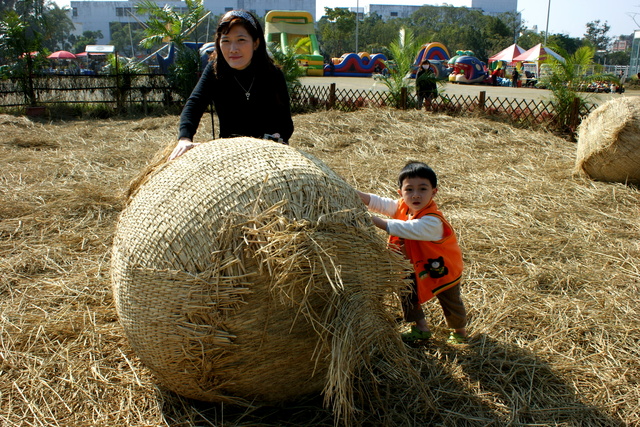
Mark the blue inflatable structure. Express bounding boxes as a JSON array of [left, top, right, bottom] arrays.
[[448, 55, 489, 84], [156, 42, 211, 73], [324, 52, 387, 77]]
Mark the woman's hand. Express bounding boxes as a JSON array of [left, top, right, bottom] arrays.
[[169, 139, 201, 160]]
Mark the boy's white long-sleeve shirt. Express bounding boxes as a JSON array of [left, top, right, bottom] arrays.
[[367, 193, 444, 241]]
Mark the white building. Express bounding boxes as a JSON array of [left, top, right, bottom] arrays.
[[470, 0, 517, 16], [69, 0, 316, 45], [369, 1, 518, 22]]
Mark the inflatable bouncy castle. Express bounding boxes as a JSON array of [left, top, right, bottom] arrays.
[[410, 42, 451, 79], [410, 60, 450, 80], [265, 10, 324, 76], [156, 42, 213, 73], [414, 42, 450, 64], [325, 52, 388, 77], [448, 51, 489, 84]]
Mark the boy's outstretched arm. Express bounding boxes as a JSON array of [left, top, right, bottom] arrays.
[[370, 215, 388, 231], [356, 190, 388, 231]]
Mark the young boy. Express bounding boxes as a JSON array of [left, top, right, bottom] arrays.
[[356, 162, 468, 344]]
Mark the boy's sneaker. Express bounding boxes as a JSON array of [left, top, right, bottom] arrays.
[[447, 331, 469, 344], [401, 326, 433, 342]]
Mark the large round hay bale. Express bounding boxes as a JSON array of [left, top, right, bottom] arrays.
[[575, 97, 640, 185], [111, 137, 414, 413]]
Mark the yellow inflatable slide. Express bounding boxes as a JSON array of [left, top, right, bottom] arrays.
[[265, 10, 324, 76]]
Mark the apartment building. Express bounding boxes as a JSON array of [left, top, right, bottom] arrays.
[[612, 39, 629, 52], [470, 0, 517, 16]]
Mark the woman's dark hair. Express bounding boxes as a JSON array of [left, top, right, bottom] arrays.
[[212, 10, 274, 78], [398, 162, 437, 189]]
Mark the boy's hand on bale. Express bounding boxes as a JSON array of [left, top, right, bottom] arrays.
[[356, 190, 370, 205]]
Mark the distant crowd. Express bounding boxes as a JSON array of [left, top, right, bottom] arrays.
[[581, 81, 625, 94], [43, 59, 106, 76]]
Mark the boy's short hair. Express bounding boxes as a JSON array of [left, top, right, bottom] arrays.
[[398, 162, 437, 189]]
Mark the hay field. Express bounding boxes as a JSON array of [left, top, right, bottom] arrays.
[[1, 108, 638, 426]]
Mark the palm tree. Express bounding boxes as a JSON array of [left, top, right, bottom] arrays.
[[135, 0, 207, 49], [383, 28, 422, 108], [544, 45, 619, 132], [135, 0, 209, 99], [267, 43, 304, 92]]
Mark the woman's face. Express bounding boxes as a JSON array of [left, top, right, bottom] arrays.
[[219, 24, 258, 70]]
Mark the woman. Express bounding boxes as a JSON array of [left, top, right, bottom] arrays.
[[415, 60, 437, 110], [170, 10, 294, 160]]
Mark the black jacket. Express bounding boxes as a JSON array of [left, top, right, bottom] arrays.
[[178, 61, 294, 142], [416, 68, 437, 95]]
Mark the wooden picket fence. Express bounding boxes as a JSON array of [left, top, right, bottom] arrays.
[[290, 83, 599, 134], [0, 74, 598, 135]]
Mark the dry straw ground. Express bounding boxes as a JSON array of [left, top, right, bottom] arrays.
[[1, 108, 638, 426]]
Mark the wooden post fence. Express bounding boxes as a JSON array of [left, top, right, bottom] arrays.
[[479, 91, 486, 112], [329, 83, 336, 110]]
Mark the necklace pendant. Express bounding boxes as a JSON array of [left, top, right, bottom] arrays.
[[235, 75, 255, 102]]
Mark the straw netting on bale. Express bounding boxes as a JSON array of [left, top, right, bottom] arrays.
[[1, 108, 639, 426], [111, 137, 425, 422], [575, 96, 640, 185]]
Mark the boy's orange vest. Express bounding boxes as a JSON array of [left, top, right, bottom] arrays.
[[389, 199, 463, 304]]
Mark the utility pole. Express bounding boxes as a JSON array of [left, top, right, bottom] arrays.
[[544, 0, 551, 45], [355, 0, 359, 53]]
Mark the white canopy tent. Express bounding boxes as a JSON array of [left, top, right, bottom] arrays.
[[513, 43, 565, 78], [513, 43, 565, 63], [488, 43, 525, 65]]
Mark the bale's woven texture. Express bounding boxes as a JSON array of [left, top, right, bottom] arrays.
[[111, 137, 415, 417], [575, 97, 640, 185]]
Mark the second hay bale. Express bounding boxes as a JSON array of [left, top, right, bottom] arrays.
[[575, 97, 640, 185]]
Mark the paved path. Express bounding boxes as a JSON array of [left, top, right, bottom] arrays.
[[300, 76, 638, 104]]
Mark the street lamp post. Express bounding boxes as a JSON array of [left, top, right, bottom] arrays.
[[514, 10, 523, 44], [355, 0, 359, 53], [544, 0, 551, 45]]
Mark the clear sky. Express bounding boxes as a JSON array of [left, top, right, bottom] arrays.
[[52, 0, 639, 39]]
